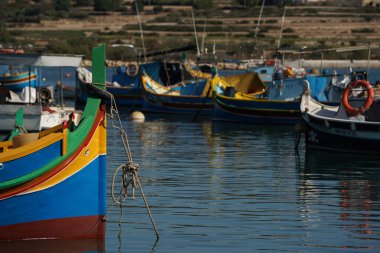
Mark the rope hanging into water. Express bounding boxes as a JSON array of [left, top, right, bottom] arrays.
[[106, 90, 160, 240], [294, 123, 307, 152]]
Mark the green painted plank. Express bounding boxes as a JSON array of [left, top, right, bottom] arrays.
[[92, 43, 106, 88]]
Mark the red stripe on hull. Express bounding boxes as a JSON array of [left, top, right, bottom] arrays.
[[0, 215, 105, 241]]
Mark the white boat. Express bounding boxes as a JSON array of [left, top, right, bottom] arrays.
[[300, 79, 380, 153], [0, 53, 82, 134]]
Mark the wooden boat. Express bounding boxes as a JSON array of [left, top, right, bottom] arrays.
[[77, 61, 188, 107], [141, 71, 266, 116], [0, 70, 38, 91], [0, 44, 108, 240], [247, 65, 275, 84], [0, 53, 83, 133], [141, 72, 213, 115], [300, 79, 380, 153], [213, 75, 331, 124]]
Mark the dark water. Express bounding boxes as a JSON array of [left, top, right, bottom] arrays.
[[2, 111, 380, 252], [2, 67, 380, 252], [101, 114, 380, 252]]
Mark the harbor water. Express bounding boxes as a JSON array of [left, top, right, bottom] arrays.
[[101, 116, 380, 252], [1, 68, 380, 252]]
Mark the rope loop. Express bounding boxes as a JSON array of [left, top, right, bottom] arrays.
[[111, 163, 140, 204]]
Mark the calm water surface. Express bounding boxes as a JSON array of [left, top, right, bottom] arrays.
[[1, 112, 380, 252], [101, 113, 380, 252], [2, 68, 380, 252]]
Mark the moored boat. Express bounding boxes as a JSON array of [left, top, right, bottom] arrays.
[[300, 79, 380, 153], [0, 70, 38, 91], [0, 53, 83, 134], [141, 71, 266, 117], [0, 44, 108, 240], [213, 74, 330, 124], [77, 61, 187, 107], [141, 71, 213, 115]]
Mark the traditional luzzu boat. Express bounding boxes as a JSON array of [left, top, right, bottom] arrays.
[[300, 79, 380, 153], [141, 70, 265, 116], [0, 49, 37, 91], [212, 73, 331, 124], [141, 71, 213, 116], [0, 69, 38, 91], [77, 61, 187, 107], [0, 44, 108, 240]]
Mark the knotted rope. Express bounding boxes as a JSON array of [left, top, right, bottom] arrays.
[[107, 92, 160, 240]]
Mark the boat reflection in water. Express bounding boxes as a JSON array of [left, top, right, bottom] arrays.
[[0, 238, 105, 253], [299, 149, 380, 240]]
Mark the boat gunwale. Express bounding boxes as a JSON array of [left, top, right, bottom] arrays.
[[301, 93, 380, 126], [0, 108, 105, 199], [142, 73, 210, 99], [0, 132, 63, 162]]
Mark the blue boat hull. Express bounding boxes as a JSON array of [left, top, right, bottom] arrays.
[[0, 72, 38, 91], [303, 113, 380, 153], [213, 95, 301, 124], [142, 91, 212, 115]]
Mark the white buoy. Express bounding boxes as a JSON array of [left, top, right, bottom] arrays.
[[130, 111, 145, 122]]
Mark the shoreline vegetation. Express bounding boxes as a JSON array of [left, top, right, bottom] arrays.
[[1, 1, 380, 64]]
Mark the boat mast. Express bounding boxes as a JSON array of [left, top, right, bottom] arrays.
[[135, 2, 146, 63], [191, 8, 201, 57], [277, 6, 286, 51], [201, 19, 207, 56], [253, 0, 266, 50], [367, 44, 371, 77]]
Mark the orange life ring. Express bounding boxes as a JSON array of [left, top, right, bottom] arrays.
[[342, 80, 374, 116], [126, 63, 139, 77]]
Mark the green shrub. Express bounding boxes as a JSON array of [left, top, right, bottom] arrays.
[[94, 0, 122, 11], [75, 0, 94, 6], [283, 27, 295, 33], [153, 5, 164, 13], [192, 0, 213, 10], [54, 0, 71, 12], [352, 28, 374, 33]]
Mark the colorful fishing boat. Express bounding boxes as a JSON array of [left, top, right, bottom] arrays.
[[77, 61, 186, 107], [0, 50, 34, 91], [141, 72, 213, 115], [0, 44, 107, 240], [0, 70, 38, 91], [141, 71, 266, 116], [300, 79, 380, 153], [213, 74, 330, 124]]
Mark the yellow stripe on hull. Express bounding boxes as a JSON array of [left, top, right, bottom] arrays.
[[23, 118, 107, 194]]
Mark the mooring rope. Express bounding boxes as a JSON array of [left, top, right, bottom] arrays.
[[107, 92, 160, 240]]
